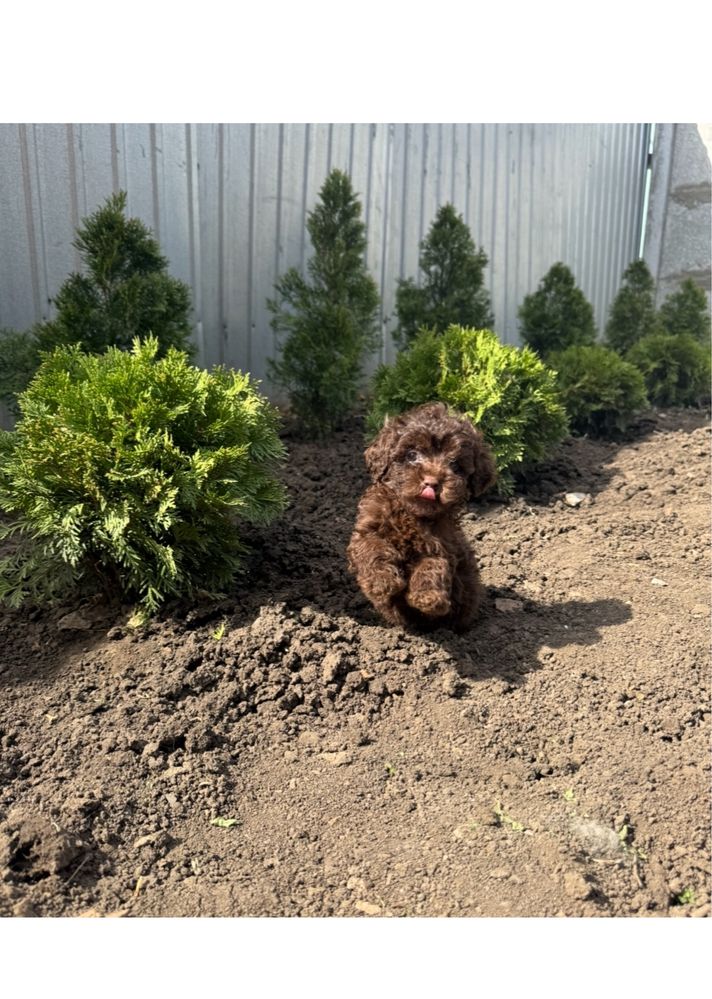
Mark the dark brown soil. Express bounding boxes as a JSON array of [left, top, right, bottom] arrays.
[[1, 410, 710, 918]]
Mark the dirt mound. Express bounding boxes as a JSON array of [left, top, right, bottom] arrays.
[[0, 411, 709, 917]]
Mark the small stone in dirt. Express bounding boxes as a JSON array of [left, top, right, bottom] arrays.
[[651, 577, 668, 587], [691, 604, 708, 616], [321, 750, 351, 767], [563, 871, 592, 900], [489, 867, 511, 880], [564, 492, 589, 507], [354, 900, 381, 915], [57, 611, 92, 631], [321, 651, 346, 684], [441, 670, 465, 697], [494, 598, 523, 613], [155, 766, 186, 781], [133, 832, 162, 849], [297, 731, 320, 749], [571, 819, 623, 858]]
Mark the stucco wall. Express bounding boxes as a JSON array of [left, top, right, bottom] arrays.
[[644, 123, 712, 307]]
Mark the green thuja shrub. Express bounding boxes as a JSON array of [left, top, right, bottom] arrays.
[[604, 259, 659, 353], [518, 262, 596, 356], [626, 332, 711, 407], [0, 329, 40, 415], [659, 278, 711, 342], [267, 169, 380, 438], [34, 191, 193, 358], [394, 204, 493, 348], [548, 344, 648, 437], [367, 325, 568, 494], [0, 337, 286, 615]]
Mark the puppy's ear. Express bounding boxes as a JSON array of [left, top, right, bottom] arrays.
[[468, 431, 497, 498], [365, 415, 402, 482]]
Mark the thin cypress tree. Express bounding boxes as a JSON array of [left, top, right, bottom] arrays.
[[267, 169, 380, 437], [604, 259, 659, 353]]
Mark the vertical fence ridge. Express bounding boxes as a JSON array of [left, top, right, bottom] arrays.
[[0, 123, 650, 391]]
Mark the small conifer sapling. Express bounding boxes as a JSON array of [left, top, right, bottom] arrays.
[[394, 204, 493, 348], [604, 259, 659, 354], [658, 278, 711, 343], [35, 191, 193, 357], [268, 169, 380, 438], [518, 262, 596, 357]]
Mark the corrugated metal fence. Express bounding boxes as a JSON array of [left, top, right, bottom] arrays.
[[0, 123, 650, 389]]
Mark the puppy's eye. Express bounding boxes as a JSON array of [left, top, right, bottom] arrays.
[[449, 460, 464, 475], [405, 450, 419, 463]]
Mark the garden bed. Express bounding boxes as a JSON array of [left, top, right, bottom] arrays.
[[0, 409, 709, 917]]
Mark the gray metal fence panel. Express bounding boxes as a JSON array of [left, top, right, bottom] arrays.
[[0, 122, 650, 395]]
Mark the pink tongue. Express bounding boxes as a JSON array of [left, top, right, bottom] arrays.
[[420, 485, 437, 501]]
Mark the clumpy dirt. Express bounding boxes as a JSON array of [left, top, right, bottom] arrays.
[[0, 410, 709, 918]]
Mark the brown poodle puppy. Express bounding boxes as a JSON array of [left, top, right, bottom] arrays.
[[347, 402, 496, 631]]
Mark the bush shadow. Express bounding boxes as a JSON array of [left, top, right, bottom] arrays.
[[515, 406, 709, 504]]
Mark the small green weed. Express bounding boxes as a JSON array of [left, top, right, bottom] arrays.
[[493, 801, 526, 832], [675, 887, 696, 906], [617, 824, 648, 862], [210, 817, 239, 829]]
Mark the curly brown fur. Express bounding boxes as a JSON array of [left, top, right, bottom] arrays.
[[347, 402, 496, 631]]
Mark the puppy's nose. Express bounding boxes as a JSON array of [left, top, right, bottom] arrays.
[[422, 476, 440, 492]]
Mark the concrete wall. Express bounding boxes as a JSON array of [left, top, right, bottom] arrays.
[[644, 123, 712, 306]]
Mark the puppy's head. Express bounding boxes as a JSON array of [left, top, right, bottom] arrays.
[[365, 402, 496, 518]]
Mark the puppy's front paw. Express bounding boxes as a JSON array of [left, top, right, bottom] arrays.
[[369, 563, 406, 601], [406, 586, 452, 618]]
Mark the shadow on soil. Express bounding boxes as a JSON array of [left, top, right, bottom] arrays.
[[436, 588, 633, 685], [515, 407, 709, 503]]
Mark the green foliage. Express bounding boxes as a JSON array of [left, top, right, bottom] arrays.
[[0, 337, 286, 615], [268, 169, 380, 438], [659, 279, 711, 342], [517, 262, 596, 356], [394, 204, 493, 348], [0, 329, 41, 414], [626, 332, 711, 407], [367, 325, 568, 493], [674, 887, 696, 906], [548, 344, 648, 437], [34, 191, 193, 357], [604, 259, 659, 353]]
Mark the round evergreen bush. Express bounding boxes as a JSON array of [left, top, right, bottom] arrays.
[[518, 262, 596, 356], [548, 344, 648, 437], [367, 325, 569, 494], [626, 332, 711, 407], [0, 338, 286, 615]]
